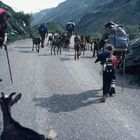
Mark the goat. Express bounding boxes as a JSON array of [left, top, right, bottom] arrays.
[[85, 35, 94, 51], [31, 34, 41, 53], [92, 38, 99, 57], [50, 34, 62, 55], [0, 92, 57, 140], [80, 35, 86, 55], [47, 33, 54, 46], [62, 33, 70, 51], [74, 35, 81, 60]]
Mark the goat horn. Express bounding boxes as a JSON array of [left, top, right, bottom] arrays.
[[9, 92, 16, 98]]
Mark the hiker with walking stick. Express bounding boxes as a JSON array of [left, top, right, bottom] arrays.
[[0, 8, 11, 82]]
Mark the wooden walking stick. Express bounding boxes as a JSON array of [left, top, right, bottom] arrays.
[[4, 44, 13, 84], [121, 50, 127, 93]]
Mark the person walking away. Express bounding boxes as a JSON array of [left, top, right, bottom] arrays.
[[66, 21, 75, 36], [38, 23, 48, 48], [0, 8, 11, 82], [95, 44, 118, 102]]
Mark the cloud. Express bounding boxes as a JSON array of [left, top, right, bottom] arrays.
[[2, 0, 65, 13]]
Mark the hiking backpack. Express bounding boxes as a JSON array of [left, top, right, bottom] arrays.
[[104, 56, 114, 72], [107, 25, 128, 49], [38, 24, 48, 34], [66, 23, 74, 31]]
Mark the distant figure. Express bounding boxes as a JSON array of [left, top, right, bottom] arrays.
[[38, 23, 48, 48], [95, 44, 118, 102], [0, 8, 11, 82], [66, 21, 75, 37]]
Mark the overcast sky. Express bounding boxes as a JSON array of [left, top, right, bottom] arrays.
[[1, 0, 65, 13]]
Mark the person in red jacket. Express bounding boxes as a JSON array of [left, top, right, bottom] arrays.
[[95, 44, 118, 102], [0, 8, 11, 82]]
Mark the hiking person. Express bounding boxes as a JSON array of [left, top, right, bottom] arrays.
[[0, 8, 11, 48], [0, 8, 11, 82], [66, 21, 75, 36], [99, 21, 128, 51], [95, 44, 118, 102], [38, 23, 48, 48]]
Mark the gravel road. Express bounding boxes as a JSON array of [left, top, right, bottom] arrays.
[[0, 38, 140, 140]]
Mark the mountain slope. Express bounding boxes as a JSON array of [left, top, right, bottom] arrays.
[[32, 0, 140, 37], [76, 0, 140, 34], [32, 0, 113, 26]]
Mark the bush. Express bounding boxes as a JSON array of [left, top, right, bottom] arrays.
[[125, 24, 140, 39]]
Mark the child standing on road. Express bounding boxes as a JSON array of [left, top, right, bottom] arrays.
[[95, 44, 118, 102]]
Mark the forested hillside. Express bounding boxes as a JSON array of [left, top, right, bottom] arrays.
[[0, 1, 32, 42]]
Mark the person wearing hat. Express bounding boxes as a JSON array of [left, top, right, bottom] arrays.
[[95, 44, 118, 102], [0, 8, 11, 82]]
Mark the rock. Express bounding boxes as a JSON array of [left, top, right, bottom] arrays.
[[125, 38, 140, 74]]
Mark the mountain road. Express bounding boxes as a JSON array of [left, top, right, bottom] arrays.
[[0, 38, 140, 140]]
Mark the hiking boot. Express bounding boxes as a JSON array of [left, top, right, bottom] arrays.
[[110, 87, 116, 94], [106, 94, 109, 98], [101, 96, 106, 102], [109, 94, 113, 97]]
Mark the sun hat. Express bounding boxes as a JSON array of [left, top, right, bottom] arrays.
[[0, 8, 5, 15]]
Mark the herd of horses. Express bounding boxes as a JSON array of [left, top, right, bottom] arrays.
[[31, 32, 100, 60]]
